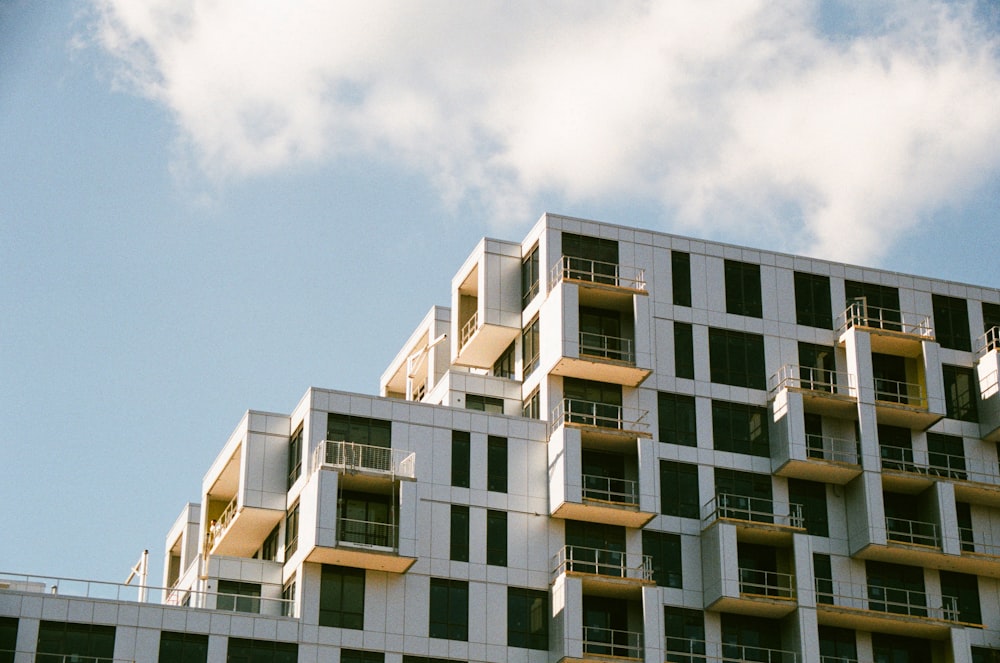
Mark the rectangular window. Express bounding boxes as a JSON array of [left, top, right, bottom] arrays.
[[711, 400, 769, 457], [674, 322, 695, 380], [522, 317, 540, 376], [287, 425, 302, 489], [488, 436, 508, 493], [789, 479, 828, 536], [36, 621, 115, 663], [813, 554, 833, 604], [725, 260, 762, 318], [940, 570, 981, 624], [281, 575, 295, 618], [217, 580, 261, 614], [819, 627, 857, 663], [794, 272, 833, 329], [466, 394, 504, 413], [450, 505, 469, 562], [521, 244, 540, 309], [493, 341, 516, 379], [339, 491, 394, 548], [943, 364, 978, 422], [866, 561, 926, 616], [487, 510, 508, 566], [159, 631, 209, 663], [522, 388, 540, 419], [672, 251, 692, 307], [984, 302, 1000, 333], [957, 502, 975, 552], [660, 460, 700, 519], [664, 607, 704, 663], [871, 634, 930, 663], [845, 281, 902, 330], [878, 424, 914, 472], [226, 638, 297, 663], [642, 530, 682, 588], [714, 468, 773, 523], [429, 579, 469, 641], [259, 524, 280, 561], [708, 328, 766, 390], [284, 502, 299, 558], [927, 433, 966, 479], [798, 342, 836, 391], [658, 392, 697, 446], [933, 295, 971, 351], [452, 430, 470, 488], [319, 565, 365, 629], [0, 617, 18, 663], [342, 651, 385, 663], [327, 413, 392, 447], [562, 232, 619, 284], [508, 587, 548, 650]]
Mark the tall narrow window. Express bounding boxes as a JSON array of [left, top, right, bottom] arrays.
[[943, 365, 978, 422], [642, 530, 682, 588], [450, 505, 469, 562], [674, 322, 695, 379], [281, 575, 296, 618], [984, 302, 1000, 333], [724, 260, 762, 318], [488, 436, 508, 493], [658, 392, 697, 446], [487, 510, 508, 566], [493, 341, 516, 379], [508, 588, 548, 650], [664, 608, 704, 663], [672, 251, 692, 307], [319, 565, 365, 629], [287, 425, 302, 489], [521, 244, 539, 309], [794, 272, 833, 329], [940, 571, 981, 624], [429, 579, 469, 641], [933, 295, 971, 351], [522, 388, 540, 419], [284, 502, 299, 558], [819, 627, 857, 663], [452, 430, 470, 488], [813, 554, 833, 604], [789, 479, 828, 536], [0, 618, 19, 663], [660, 460, 700, 519], [522, 317, 540, 376], [798, 342, 836, 391], [957, 502, 974, 552]]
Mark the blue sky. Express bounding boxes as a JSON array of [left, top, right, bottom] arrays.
[[1, 0, 998, 587]]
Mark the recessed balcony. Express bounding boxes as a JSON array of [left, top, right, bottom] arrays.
[[549, 398, 651, 443], [708, 567, 798, 618], [872, 378, 940, 429], [665, 640, 798, 663], [701, 493, 805, 544], [552, 545, 654, 598], [815, 579, 964, 637], [549, 256, 647, 307], [768, 365, 858, 417], [313, 440, 415, 490], [837, 302, 934, 357], [306, 515, 416, 573], [878, 444, 1000, 505], [774, 432, 862, 484], [551, 473, 655, 528], [854, 517, 956, 571], [550, 332, 652, 388], [582, 625, 644, 661], [454, 309, 521, 369]]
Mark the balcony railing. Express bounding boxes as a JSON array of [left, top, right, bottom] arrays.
[[25, 655, 135, 663], [580, 331, 636, 364], [878, 444, 1000, 484], [552, 545, 654, 582], [959, 526, 1000, 557], [207, 495, 238, 549], [583, 625, 644, 659], [582, 473, 639, 505], [885, 516, 940, 548], [339, 517, 397, 549], [460, 311, 478, 348], [664, 640, 798, 663], [838, 302, 933, 338], [816, 578, 959, 622], [977, 326, 1000, 355], [702, 493, 804, 530], [739, 567, 796, 599], [550, 256, 646, 291], [805, 433, 860, 465], [768, 365, 857, 399], [313, 440, 416, 479], [550, 398, 649, 435], [873, 378, 927, 408]]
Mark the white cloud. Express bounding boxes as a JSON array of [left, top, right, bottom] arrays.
[[91, 0, 1000, 263]]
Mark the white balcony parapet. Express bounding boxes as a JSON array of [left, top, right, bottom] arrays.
[[579, 332, 635, 364], [805, 433, 860, 466], [815, 578, 959, 622], [873, 378, 928, 409], [339, 517, 398, 550], [313, 440, 416, 480], [701, 493, 804, 530], [837, 302, 933, 338], [582, 473, 639, 505], [664, 640, 798, 663], [768, 364, 857, 399], [549, 398, 649, 436], [459, 311, 479, 349], [977, 326, 1000, 356], [552, 545, 654, 582], [549, 256, 646, 292], [583, 625, 644, 660], [885, 516, 940, 549], [739, 567, 796, 599]]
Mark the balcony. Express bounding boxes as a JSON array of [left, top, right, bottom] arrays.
[[550, 398, 651, 443], [454, 308, 521, 369], [552, 545, 654, 597], [664, 641, 798, 663], [885, 516, 940, 549], [769, 365, 858, 417], [871, 377, 940, 429], [583, 625, 644, 661], [854, 515, 953, 571], [815, 578, 962, 637], [551, 473, 655, 528], [313, 440, 415, 490], [701, 493, 805, 544], [837, 302, 934, 357], [774, 431, 862, 485], [550, 332, 652, 388], [550, 256, 647, 307], [878, 444, 1000, 505]]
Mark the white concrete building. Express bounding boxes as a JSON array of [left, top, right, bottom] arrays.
[[4, 212, 1000, 663]]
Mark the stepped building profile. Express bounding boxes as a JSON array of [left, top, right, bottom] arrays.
[[4, 212, 1000, 663]]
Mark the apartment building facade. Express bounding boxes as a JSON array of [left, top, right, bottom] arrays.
[[3, 212, 1000, 663]]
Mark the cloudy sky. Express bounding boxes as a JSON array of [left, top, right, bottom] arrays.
[[2, 0, 999, 585]]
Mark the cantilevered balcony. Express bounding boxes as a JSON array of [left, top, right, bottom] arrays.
[[549, 256, 647, 308], [665, 640, 798, 663], [451, 241, 523, 368], [854, 515, 955, 571], [583, 625, 644, 661], [837, 302, 934, 357], [549, 398, 650, 443], [551, 472, 655, 528], [957, 527, 1000, 577], [773, 428, 862, 485], [978, 326, 1000, 442], [885, 515, 941, 549], [815, 579, 964, 637], [769, 365, 858, 417], [550, 331, 653, 388], [312, 440, 415, 490], [553, 545, 654, 598], [701, 493, 805, 544]]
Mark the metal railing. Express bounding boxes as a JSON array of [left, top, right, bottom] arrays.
[[582, 473, 639, 505], [885, 516, 940, 548], [314, 440, 415, 479], [805, 433, 860, 465], [977, 326, 1000, 355], [873, 378, 927, 408], [768, 364, 857, 399], [339, 517, 398, 549], [664, 640, 798, 663], [552, 545, 654, 582], [838, 302, 933, 338], [583, 625, 644, 659], [549, 398, 649, 435], [959, 526, 1000, 556], [207, 495, 238, 549], [815, 578, 959, 621], [739, 567, 796, 599], [580, 331, 636, 363], [13, 654, 134, 663], [459, 311, 478, 348], [877, 444, 1000, 484], [701, 493, 804, 530], [550, 256, 647, 291]]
